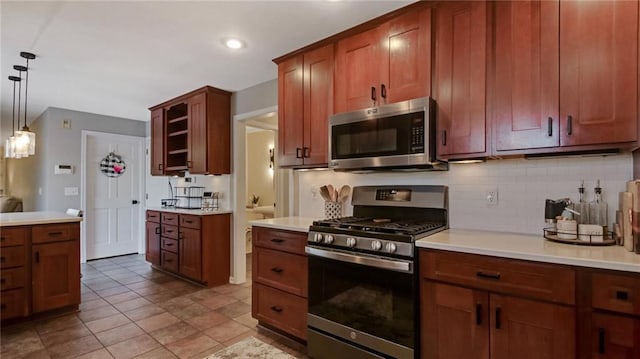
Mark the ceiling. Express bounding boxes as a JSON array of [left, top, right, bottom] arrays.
[[0, 0, 413, 134]]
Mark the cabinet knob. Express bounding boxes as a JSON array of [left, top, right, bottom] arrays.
[[476, 303, 482, 325], [270, 305, 283, 313], [495, 307, 502, 329], [567, 115, 573, 136], [441, 130, 447, 146], [271, 267, 283, 273], [547, 117, 553, 137], [370, 86, 377, 103], [476, 271, 501, 280], [296, 148, 303, 159], [380, 84, 387, 100], [270, 238, 285, 243], [615, 290, 629, 301], [598, 328, 605, 354]]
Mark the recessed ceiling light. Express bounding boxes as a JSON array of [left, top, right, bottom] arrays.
[[224, 38, 245, 49]]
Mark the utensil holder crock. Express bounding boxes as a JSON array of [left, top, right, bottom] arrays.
[[324, 202, 342, 219]]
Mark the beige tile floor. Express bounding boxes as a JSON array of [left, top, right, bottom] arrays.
[[1, 254, 307, 359]]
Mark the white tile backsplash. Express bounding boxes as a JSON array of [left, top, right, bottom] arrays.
[[295, 153, 633, 235]]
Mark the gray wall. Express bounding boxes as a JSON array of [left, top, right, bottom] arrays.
[[231, 79, 277, 115], [8, 107, 146, 212]]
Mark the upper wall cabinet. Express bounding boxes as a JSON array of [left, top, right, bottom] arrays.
[[149, 86, 231, 175], [278, 44, 334, 168], [494, 0, 639, 153], [434, 0, 489, 158], [334, 6, 432, 114]]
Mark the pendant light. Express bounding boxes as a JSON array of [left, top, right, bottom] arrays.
[[4, 75, 21, 158], [14, 52, 36, 158]]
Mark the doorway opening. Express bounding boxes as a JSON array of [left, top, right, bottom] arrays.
[[231, 107, 291, 283]]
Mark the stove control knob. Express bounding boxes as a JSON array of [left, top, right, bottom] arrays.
[[324, 235, 334, 244], [385, 242, 397, 253], [371, 240, 382, 251], [313, 233, 323, 243], [346, 237, 357, 247]]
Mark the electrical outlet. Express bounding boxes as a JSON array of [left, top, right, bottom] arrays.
[[485, 189, 498, 206]]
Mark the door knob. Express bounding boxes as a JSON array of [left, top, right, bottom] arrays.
[[132, 200, 139, 204]]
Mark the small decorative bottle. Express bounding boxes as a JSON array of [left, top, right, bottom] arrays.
[[576, 181, 589, 225], [589, 180, 608, 229]]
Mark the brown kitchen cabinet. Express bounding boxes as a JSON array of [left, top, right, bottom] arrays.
[[251, 226, 308, 340], [434, 0, 489, 159], [420, 249, 576, 359], [150, 108, 164, 175], [1, 222, 80, 322], [587, 271, 640, 358], [277, 44, 333, 167], [493, 0, 639, 154], [149, 86, 231, 175], [0, 226, 28, 320], [334, 5, 432, 114], [145, 210, 230, 287], [145, 211, 161, 266]]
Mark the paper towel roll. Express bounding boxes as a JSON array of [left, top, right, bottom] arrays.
[[620, 191, 633, 252]]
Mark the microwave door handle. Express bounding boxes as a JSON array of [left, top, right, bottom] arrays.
[[305, 246, 412, 273]]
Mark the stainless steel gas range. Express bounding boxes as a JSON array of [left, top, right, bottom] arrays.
[[306, 185, 448, 359]]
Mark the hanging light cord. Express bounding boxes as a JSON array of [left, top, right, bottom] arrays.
[[23, 57, 31, 130]]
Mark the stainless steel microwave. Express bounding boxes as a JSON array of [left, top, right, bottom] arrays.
[[329, 97, 447, 171]]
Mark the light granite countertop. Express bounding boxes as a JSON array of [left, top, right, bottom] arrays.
[[0, 211, 83, 226], [416, 229, 640, 273], [146, 207, 232, 216], [249, 217, 316, 233]]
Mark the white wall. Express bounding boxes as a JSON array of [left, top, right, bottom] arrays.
[[246, 130, 275, 207], [295, 153, 633, 235]]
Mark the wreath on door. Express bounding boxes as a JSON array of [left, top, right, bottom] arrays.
[[100, 152, 126, 177]]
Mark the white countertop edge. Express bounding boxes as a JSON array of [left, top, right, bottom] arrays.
[[249, 217, 316, 233], [0, 211, 83, 226], [417, 241, 640, 273], [146, 207, 232, 216]]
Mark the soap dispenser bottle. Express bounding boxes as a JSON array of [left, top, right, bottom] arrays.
[[576, 181, 589, 225], [589, 180, 608, 228]]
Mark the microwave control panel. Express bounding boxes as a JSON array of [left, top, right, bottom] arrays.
[[410, 117, 425, 153]]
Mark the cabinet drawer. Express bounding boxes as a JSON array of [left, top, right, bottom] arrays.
[[0, 288, 27, 320], [1, 267, 25, 290], [253, 227, 307, 255], [0, 246, 25, 269], [162, 224, 179, 240], [180, 215, 201, 230], [253, 283, 307, 340], [161, 238, 178, 253], [161, 251, 179, 272], [161, 213, 179, 225], [0, 226, 27, 247], [146, 210, 161, 223], [592, 272, 640, 315], [32, 223, 78, 244], [254, 247, 307, 297], [420, 250, 575, 305]]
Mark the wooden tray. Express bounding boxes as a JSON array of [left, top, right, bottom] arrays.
[[543, 228, 616, 246]]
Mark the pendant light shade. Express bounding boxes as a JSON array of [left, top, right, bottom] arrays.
[[5, 52, 36, 158], [5, 75, 21, 159]]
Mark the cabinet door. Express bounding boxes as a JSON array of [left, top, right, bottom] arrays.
[[187, 92, 207, 174], [150, 108, 164, 175], [145, 221, 160, 266], [334, 27, 381, 113], [278, 55, 304, 167], [381, 7, 432, 105], [559, 0, 638, 147], [303, 44, 333, 166], [435, 1, 488, 157], [494, 0, 560, 151], [32, 241, 80, 313], [179, 227, 201, 281], [421, 281, 489, 359], [490, 294, 575, 359], [591, 313, 640, 359]]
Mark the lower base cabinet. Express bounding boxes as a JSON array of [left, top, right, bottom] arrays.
[[420, 249, 640, 359], [251, 226, 308, 341], [145, 211, 230, 287], [1, 222, 80, 322]]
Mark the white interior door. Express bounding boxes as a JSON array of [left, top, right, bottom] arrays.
[[85, 132, 143, 260]]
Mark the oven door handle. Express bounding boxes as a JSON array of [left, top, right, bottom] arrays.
[[305, 246, 412, 273]]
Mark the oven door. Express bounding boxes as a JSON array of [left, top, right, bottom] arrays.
[[306, 246, 416, 359]]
